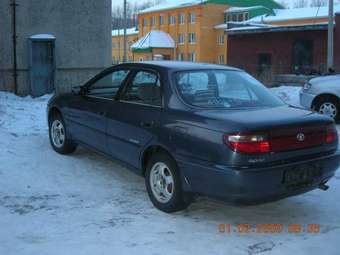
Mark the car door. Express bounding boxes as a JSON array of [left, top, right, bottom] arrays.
[[64, 69, 130, 154], [105, 69, 162, 168]]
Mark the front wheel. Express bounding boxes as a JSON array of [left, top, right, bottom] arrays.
[[49, 113, 77, 154], [145, 153, 191, 213], [314, 96, 340, 121]]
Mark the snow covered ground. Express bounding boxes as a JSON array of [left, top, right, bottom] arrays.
[[0, 87, 339, 255]]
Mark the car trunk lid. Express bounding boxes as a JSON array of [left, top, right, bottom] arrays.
[[194, 105, 337, 167]]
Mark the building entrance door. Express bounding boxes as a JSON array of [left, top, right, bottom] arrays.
[[29, 35, 55, 97]]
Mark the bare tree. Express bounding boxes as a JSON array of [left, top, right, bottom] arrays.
[[310, 0, 327, 7], [294, 0, 309, 8], [112, 0, 165, 30]]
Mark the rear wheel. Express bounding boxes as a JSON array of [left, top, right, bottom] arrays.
[[313, 96, 340, 121], [49, 113, 77, 154], [145, 153, 191, 213]]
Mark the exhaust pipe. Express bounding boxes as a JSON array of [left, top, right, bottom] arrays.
[[319, 183, 329, 191]]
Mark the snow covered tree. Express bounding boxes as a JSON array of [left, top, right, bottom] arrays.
[[112, 0, 165, 30]]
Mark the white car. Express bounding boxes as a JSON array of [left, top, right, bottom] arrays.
[[300, 75, 340, 121]]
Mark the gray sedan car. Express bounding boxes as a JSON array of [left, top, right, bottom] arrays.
[[300, 75, 340, 121]]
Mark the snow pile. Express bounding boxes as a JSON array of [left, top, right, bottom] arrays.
[[0, 92, 51, 136], [270, 86, 302, 107]]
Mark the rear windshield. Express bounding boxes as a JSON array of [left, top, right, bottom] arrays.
[[174, 70, 284, 109]]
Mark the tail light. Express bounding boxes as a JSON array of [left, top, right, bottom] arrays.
[[223, 133, 270, 154], [224, 125, 338, 154], [326, 125, 338, 144]]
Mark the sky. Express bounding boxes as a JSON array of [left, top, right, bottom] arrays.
[[113, 0, 142, 6]]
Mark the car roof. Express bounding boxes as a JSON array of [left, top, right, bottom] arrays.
[[115, 61, 242, 72]]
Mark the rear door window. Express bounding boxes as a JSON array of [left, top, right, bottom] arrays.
[[120, 71, 162, 107]]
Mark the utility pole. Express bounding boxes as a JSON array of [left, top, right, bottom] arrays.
[[11, 0, 18, 94], [123, 0, 127, 63], [327, 0, 334, 71]]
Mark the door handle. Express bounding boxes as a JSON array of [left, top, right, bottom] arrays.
[[140, 121, 155, 128]]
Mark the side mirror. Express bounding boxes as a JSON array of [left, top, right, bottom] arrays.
[[71, 86, 88, 96]]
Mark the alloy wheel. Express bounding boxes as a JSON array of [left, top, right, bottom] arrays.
[[319, 102, 338, 119], [51, 120, 65, 148], [149, 162, 174, 203]]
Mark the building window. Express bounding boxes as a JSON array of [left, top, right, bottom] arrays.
[[128, 41, 133, 49], [112, 42, 116, 48], [143, 17, 148, 27], [188, 33, 196, 44], [169, 15, 176, 25], [218, 55, 224, 64], [217, 35, 224, 45], [159, 15, 164, 25], [178, 53, 184, 61], [226, 14, 230, 22], [179, 13, 185, 24], [188, 52, 196, 62], [151, 16, 156, 27], [178, 33, 185, 45], [188, 12, 196, 24], [226, 12, 249, 23]]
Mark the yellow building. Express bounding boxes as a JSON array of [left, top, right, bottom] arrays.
[[136, 2, 231, 63], [112, 28, 139, 63]]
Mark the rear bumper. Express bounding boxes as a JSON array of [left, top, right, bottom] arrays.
[[299, 90, 316, 109], [177, 151, 340, 204]]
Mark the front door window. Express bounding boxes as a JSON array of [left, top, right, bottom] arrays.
[[87, 70, 130, 99]]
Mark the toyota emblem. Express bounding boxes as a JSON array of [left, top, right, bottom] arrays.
[[296, 133, 305, 142]]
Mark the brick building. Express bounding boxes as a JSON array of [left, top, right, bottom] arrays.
[[226, 12, 340, 84]]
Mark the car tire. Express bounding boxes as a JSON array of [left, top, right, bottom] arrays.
[[145, 152, 192, 213], [314, 96, 340, 121], [49, 112, 77, 154]]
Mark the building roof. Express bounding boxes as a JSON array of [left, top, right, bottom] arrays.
[[215, 21, 273, 29], [112, 27, 138, 37], [250, 5, 340, 23], [131, 31, 175, 50], [139, 0, 205, 14], [30, 34, 56, 39], [139, 0, 283, 14], [116, 61, 240, 71], [226, 23, 328, 35]]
